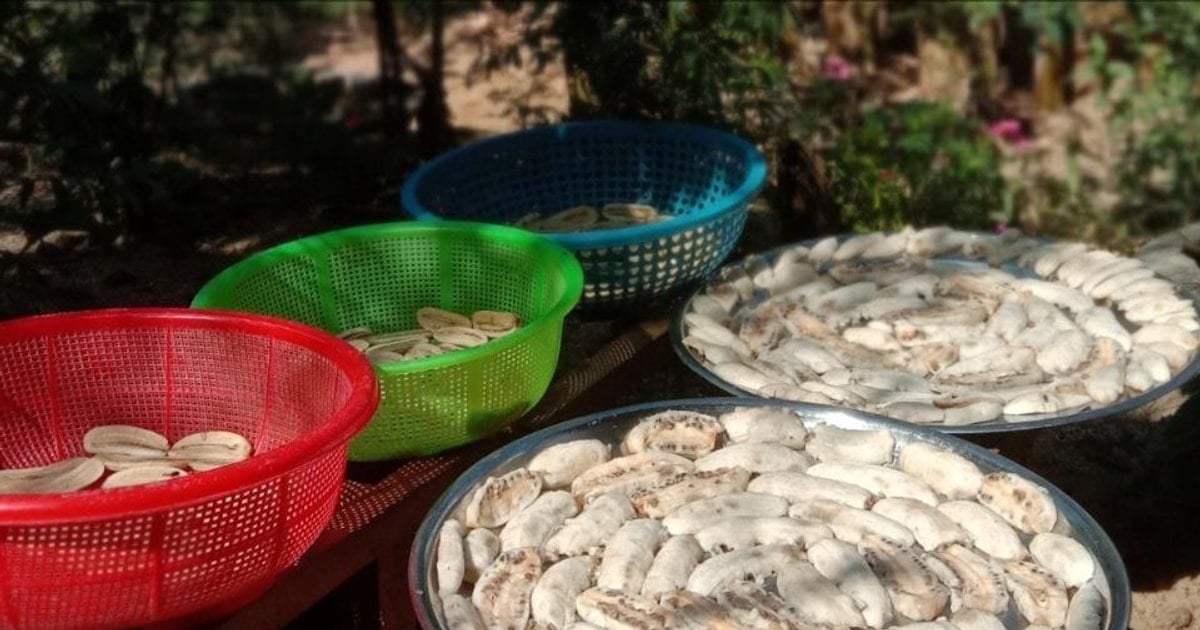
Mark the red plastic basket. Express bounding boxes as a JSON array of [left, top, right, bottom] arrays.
[[0, 309, 379, 630]]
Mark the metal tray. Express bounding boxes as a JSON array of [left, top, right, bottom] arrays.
[[671, 235, 1200, 433], [408, 398, 1130, 629]]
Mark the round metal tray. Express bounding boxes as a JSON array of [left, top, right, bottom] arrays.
[[672, 235, 1200, 433], [408, 398, 1130, 630]]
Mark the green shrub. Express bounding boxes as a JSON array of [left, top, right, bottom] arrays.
[[820, 101, 1005, 232]]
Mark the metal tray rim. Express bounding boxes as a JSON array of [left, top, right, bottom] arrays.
[[670, 235, 1200, 434], [408, 397, 1131, 630]]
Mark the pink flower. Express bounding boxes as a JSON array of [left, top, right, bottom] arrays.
[[988, 118, 1030, 146], [821, 54, 856, 81], [992, 222, 1009, 234]]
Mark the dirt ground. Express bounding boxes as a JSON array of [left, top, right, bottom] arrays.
[[3, 10, 1198, 629]]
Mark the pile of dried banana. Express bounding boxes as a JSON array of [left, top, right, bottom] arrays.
[[338, 307, 522, 366], [0, 426, 253, 494], [513, 204, 670, 233], [434, 407, 1109, 630], [681, 226, 1200, 426]]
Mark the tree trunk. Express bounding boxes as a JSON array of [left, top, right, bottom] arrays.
[[1033, 39, 1064, 112], [554, 3, 603, 119], [999, 5, 1035, 91], [417, 0, 452, 158], [776, 139, 842, 240], [371, 0, 408, 141]]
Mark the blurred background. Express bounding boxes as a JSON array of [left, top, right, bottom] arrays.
[[1, 0, 1198, 315]]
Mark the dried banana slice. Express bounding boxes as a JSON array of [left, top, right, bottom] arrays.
[[531, 556, 595, 630], [790, 500, 916, 547], [0, 457, 102, 493], [433, 326, 490, 349], [936, 500, 1025, 561], [602, 203, 659, 225], [337, 326, 373, 341], [83, 422, 169, 456], [1065, 581, 1106, 630], [934, 544, 1010, 615], [807, 461, 940, 506], [1004, 560, 1070, 627], [693, 443, 811, 475], [570, 452, 694, 503], [630, 467, 750, 519], [597, 519, 667, 593], [1, 457, 106, 494], [471, 311, 521, 338], [870, 497, 968, 551], [952, 609, 1007, 630], [367, 348, 408, 364], [84, 425, 171, 471], [442, 593, 486, 630], [776, 562, 867, 628], [858, 534, 950, 622], [716, 406, 808, 448], [686, 544, 803, 596], [472, 547, 542, 629], [405, 342, 445, 360], [575, 587, 672, 629], [747, 471, 873, 508], [513, 212, 543, 229], [659, 590, 741, 630], [366, 331, 428, 354], [528, 439, 611, 490], [499, 491, 578, 552], [542, 492, 636, 560], [977, 472, 1058, 534], [898, 442, 983, 500], [622, 410, 723, 459], [437, 519, 466, 596], [463, 528, 500, 584], [417, 307, 472, 331], [693, 516, 832, 555], [169, 430, 252, 472], [807, 537, 892, 629], [540, 206, 599, 232], [662, 493, 788, 536], [641, 536, 703, 598], [804, 424, 895, 465], [102, 464, 188, 489], [715, 581, 810, 629], [1029, 532, 1096, 588], [464, 468, 543, 528]]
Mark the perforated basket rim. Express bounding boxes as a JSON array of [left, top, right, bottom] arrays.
[[399, 120, 769, 249], [190, 221, 584, 375], [0, 308, 380, 524]]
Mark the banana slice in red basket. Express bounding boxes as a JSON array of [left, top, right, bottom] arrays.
[[103, 464, 189, 489], [84, 425, 175, 471], [169, 431, 253, 472], [0, 457, 105, 494]]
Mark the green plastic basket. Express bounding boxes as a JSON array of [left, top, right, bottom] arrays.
[[191, 221, 584, 460]]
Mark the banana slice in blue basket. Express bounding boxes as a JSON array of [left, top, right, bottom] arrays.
[[540, 205, 599, 232], [602, 203, 660, 225]]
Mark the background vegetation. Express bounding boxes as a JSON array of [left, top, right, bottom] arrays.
[[2, 0, 1199, 258]]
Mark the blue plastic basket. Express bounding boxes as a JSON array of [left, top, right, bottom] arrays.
[[401, 121, 768, 311]]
